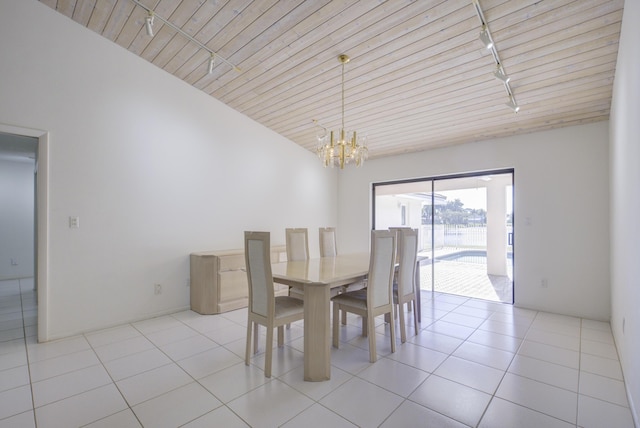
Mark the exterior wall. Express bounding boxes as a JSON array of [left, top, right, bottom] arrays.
[[374, 195, 422, 231], [0, 1, 337, 339], [338, 122, 610, 321]]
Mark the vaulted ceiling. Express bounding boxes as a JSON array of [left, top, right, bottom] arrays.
[[39, 0, 624, 160]]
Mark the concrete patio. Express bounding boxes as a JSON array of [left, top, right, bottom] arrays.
[[418, 254, 513, 304]]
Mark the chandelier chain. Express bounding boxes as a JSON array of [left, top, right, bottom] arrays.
[[341, 61, 345, 131]]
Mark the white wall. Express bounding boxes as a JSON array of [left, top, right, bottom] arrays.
[[0, 1, 337, 340], [338, 122, 610, 320], [0, 159, 35, 279], [610, 0, 640, 422]]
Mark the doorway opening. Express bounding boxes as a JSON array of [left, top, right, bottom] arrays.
[[0, 131, 38, 344], [0, 124, 48, 342], [373, 170, 514, 304]]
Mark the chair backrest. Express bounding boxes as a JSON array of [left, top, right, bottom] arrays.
[[285, 228, 309, 261], [389, 227, 412, 262], [396, 228, 419, 300], [367, 230, 397, 309], [319, 227, 337, 257], [244, 231, 274, 318]]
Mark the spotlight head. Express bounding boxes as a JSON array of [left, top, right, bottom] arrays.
[[493, 66, 511, 83], [479, 26, 493, 49], [145, 12, 154, 37], [208, 54, 215, 74], [506, 96, 520, 113]]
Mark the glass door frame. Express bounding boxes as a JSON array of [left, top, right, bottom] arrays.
[[372, 168, 515, 304]]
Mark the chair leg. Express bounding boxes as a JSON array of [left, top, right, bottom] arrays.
[[362, 316, 367, 337], [389, 310, 396, 354], [253, 323, 259, 354], [341, 309, 347, 325], [332, 302, 340, 348], [412, 300, 419, 336], [265, 326, 274, 378], [398, 301, 407, 343], [245, 321, 252, 366], [277, 325, 284, 347], [367, 314, 377, 363]]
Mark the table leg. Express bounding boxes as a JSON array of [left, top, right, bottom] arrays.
[[303, 284, 331, 381], [415, 261, 421, 323]]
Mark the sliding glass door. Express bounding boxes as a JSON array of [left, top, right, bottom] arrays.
[[373, 170, 513, 303]]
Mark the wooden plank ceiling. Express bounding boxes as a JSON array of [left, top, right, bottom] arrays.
[[39, 0, 624, 160]]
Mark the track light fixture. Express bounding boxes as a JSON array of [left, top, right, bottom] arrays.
[[144, 11, 154, 37], [479, 25, 493, 49], [493, 65, 510, 83], [506, 96, 520, 113], [130, 0, 240, 74], [472, 0, 519, 113]]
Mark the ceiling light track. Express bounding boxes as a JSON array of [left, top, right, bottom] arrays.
[[472, 0, 519, 113], [129, 0, 240, 73]]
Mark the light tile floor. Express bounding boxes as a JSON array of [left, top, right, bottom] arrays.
[[0, 278, 635, 427]]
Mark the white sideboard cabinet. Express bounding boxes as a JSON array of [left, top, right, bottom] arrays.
[[190, 246, 287, 314]]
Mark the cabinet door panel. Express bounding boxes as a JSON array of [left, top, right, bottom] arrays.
[[219, 270, 248, 301]]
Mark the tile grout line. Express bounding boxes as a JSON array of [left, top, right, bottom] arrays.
[[167, 312, 263, 428], [475, 307, 539, 428], [168, 311, 303, 427], [18, 278, 39, 428], [83, 322, 148, 427]]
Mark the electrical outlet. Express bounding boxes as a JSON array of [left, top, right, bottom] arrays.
[[186, 277, 190, 287], [541, 278, 548, 288], [154, 284, 162, 295], [69, 216, 80, 228], [10, 258, 18, 266]]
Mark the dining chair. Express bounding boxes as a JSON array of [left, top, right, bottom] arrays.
[[285, 228, 309, 261], [388, 227, 411, 261], [331, 230, 397, 362], [244, 231, 304, 377], [283, 228, 310, 304], [393, 228, 419, 343], [318, 226, 366, 322], [319, 227, 337, 257]]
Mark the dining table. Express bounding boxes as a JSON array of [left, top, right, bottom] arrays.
[[271, 253, 424, 382]]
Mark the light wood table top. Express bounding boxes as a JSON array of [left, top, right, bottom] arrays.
[[272, 253, 369, 288]]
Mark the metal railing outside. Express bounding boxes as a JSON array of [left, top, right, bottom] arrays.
[[419, 224, 513, 252]]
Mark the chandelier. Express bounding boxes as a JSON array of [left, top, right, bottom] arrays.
[[315, 55, 368, 169]]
